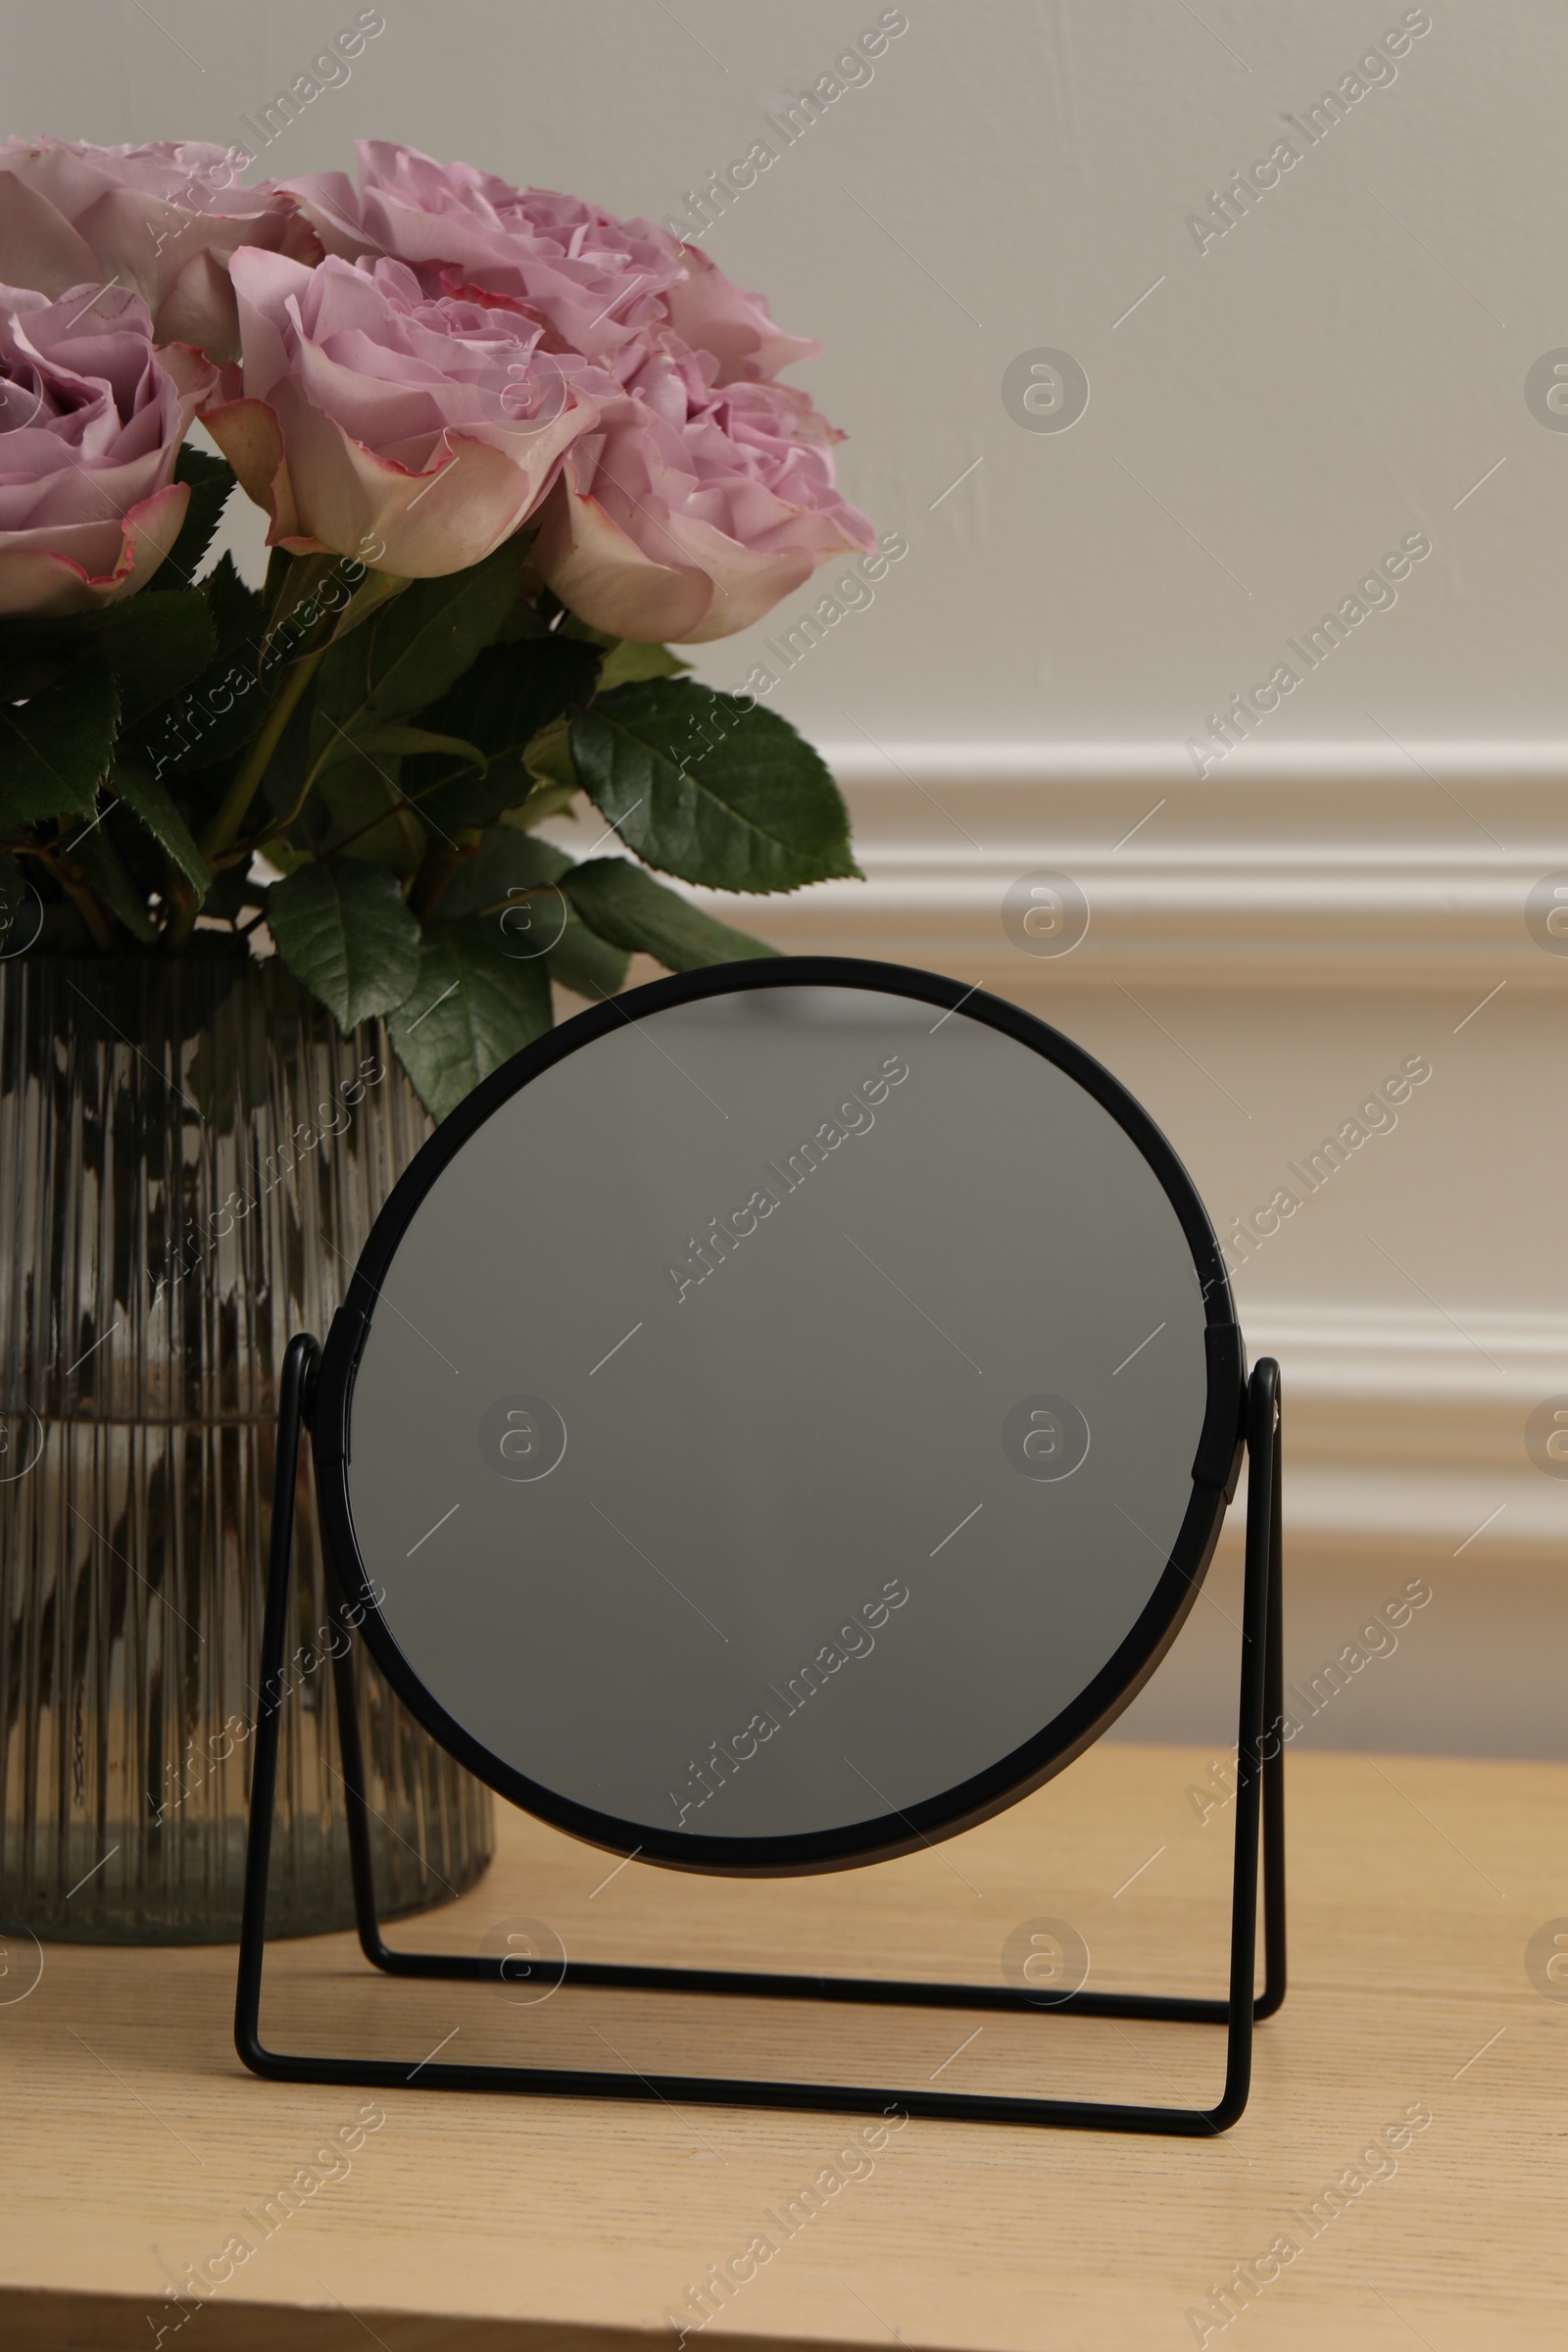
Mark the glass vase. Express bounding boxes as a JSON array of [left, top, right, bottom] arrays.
[[0, 951, 493, 1941]]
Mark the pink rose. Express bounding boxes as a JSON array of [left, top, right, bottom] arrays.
[[0, 137, 319, 361], [277, 142, 678, 366], [658, 241, 822, 386], [0, 280, 216, 615], [276, 141, 818, 380], [203, 252, 604, 577], [531, 335, 875, 643]]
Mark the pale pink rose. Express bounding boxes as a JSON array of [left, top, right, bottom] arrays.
[[658, 241, 822, 385], [0, 281, 216, 615], [276, 141, 818, 380], [0, 137, 319, 362], [531, 335, 875, 643], [203, 251, 605, 578]]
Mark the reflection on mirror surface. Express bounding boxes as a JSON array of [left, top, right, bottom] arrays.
[[346, 986, 1212, 1846]]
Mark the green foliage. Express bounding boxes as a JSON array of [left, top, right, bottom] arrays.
[[403, 634, 600, 833], [73, 826, 160, 941], [2, 455, 859, 1120], [596, 639, 692, 690], [131, 554, 268, 785], [387, 919, 552, 1120], [563, 857, 778, 969], [112, 760, 210, 900], [0, 589, 216, 733], [0, 657, 119, 831], [266, 858, 422, 1032], [570, 678, 858, 893], [315, 752, 424, 875], [94, 591, 217, 724], [152, 447, 236, 591], [317, 537, 533, 747], [432, 827, 630, 1003], [430, 826, 567, 921]]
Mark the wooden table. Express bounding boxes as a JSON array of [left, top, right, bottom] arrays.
[[2, 1744, 1563, 2349]]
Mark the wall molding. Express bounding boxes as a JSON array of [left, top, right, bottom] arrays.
[[1075, 1299, 1568, 1568], [702, 745, 1568, 987], [1233, 1303, 1568, 1566]]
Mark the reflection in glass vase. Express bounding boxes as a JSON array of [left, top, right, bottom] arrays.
[[0, 953, 492, 1941]]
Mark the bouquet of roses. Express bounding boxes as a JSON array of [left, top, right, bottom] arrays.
[[0, 137, 876, 1114]]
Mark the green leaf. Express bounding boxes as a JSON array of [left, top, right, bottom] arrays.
[[570, 679, 858, 894], [493, 598, 554, 643], [206, 551, 265, 658], [521, 717, 578, 801], [0, 643, 72, 702], [356, 725, 488, 769], [151, 447, 235, 592], [359, 535, 533, 728], [325, 565, 410, 645], [72, 825, 158, 941], [95, 590, 217, 724], [387, 920, 553, 1121], [596, 639, 691, 691], [112, 760, 210, 901], [425, 829, 631, 1002], [303, 539, 533, 817], [261, 552, 346, 662], [123, 555, 266, 784], [317, 752, 425, 876], [506, 781, 578, 831], [562, 857, 779, 971], [429, 827, 568, 921], [425, 827, 615, 992], [198, 861, 268, 927], [402, 634, 601, 832], [0, 589, 213, 728], [265, 858, 422, 1033], [409, 625, 597, 790], [0, 656, 119, 832], [549, 904, 630, 1001]]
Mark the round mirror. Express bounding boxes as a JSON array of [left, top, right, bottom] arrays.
[[314, 957, 1243, 1874]]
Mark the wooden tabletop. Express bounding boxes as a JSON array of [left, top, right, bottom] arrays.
[[2, 1742, 1563, 2350]]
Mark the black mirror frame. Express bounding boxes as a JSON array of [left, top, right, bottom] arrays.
[[309, 955, 1247, 1878]]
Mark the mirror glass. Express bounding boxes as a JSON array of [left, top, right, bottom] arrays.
[[343, 980, 1217, 1854]]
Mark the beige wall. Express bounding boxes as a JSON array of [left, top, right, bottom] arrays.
[[10, 0, 1565, 1749]]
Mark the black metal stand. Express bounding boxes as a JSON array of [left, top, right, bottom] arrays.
[[235, 1340, 1285, 2134]]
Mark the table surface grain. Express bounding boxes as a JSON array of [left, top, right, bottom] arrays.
[[1, 1742, 1563, 2351]]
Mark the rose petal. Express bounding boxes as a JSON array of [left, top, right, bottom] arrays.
[[213, 253, 600, 569], [531, 476, 715, 643], [0, 479, 189, 614], [274, 397, 549, 576], [0, 139, 320, 363], [153, 248, 240, 355], [202, 395, 305, 544], [0, 277, 216, 615], [225, 244, 318, 399], [264, 168, 371, 261], [650, 510, 817, 641], [662, 243, 824, 383], [0, 168, 97, 294]]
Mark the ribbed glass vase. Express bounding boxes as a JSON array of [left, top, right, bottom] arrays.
[[0, 951, 493, 1941]]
